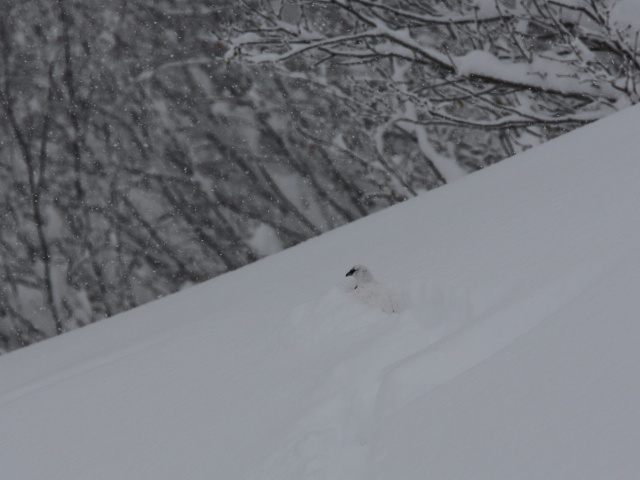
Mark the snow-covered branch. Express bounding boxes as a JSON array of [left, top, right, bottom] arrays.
[[226, 0, 639, 176]]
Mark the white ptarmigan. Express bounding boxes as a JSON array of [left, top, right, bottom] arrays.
[[345, 265, 397, 314]]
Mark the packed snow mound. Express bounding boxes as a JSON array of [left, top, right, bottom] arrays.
[[1, 104, 640, 480], [259, 276, 474, 480]]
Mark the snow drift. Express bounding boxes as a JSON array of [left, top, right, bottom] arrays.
[[1, 105, 640, 480]]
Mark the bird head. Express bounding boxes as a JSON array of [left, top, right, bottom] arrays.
[[346, 265, 374, 283]]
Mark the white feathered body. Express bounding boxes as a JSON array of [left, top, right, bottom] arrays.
[[346, 265, 398, 314], [350, 280, 397, 314]]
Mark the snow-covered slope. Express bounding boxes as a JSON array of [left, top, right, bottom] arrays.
[[2, 105, 640, 480]]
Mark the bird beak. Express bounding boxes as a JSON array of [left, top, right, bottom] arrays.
[[346, 267, 356, 277]]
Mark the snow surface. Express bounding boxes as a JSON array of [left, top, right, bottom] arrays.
[[2, 105, 640, 479]]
